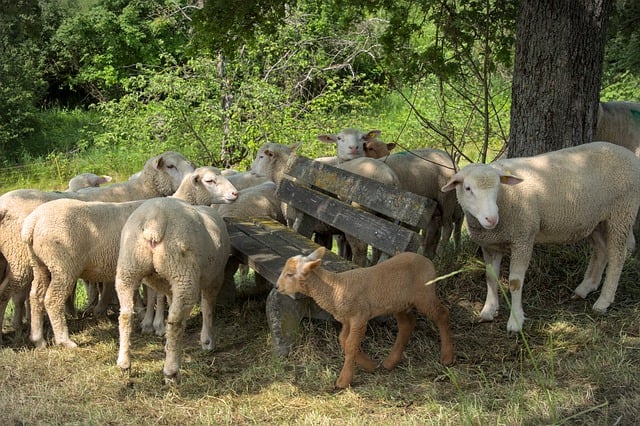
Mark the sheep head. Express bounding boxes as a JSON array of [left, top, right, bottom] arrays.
[[276, 246, 325, 299], [441, 163, 522, 230]]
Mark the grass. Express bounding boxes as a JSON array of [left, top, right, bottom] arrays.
[[2, 239, 640, 425]]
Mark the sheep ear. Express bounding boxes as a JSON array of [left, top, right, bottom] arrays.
[[190, 172, 201, 186], [289, 142, 301, 152], [441, 174, 463, 192], [363, 130, 382, 141], [153, 155, 165, 170], [317, 134, 337, 144], [499, 173, 523, 185]]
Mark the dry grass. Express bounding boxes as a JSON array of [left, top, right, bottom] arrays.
[[2, 239, 640, 425]]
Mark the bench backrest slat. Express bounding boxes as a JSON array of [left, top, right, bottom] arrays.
[[277, 176, 423, 255], [282, 155, 436, 230]]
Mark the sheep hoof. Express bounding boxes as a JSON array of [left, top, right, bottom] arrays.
[[592, 299, 610, 315], [570, 292, 586, 301], [163, 372, 181, 386], [61, 340, 78, 349]]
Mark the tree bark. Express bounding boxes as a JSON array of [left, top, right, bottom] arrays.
[[508, 0, 611, 158]]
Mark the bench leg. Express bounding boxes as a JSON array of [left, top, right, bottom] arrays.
[[265, 288, 307, 357], [219, 257, 239, 306]]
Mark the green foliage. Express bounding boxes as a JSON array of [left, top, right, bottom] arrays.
[[0, 0, 48, 163]]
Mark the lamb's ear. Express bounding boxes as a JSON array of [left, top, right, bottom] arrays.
[[306, 246, 326, 261], [317, 134, 337, 144], [441, 174, 463, 192], [386, 142, 397, 151], [301, 258, 322, 275], [498, 171, 523, 185], [363, 130, 382, 141]]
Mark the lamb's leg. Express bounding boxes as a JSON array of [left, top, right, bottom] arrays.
[[338, 322, 375, 372], [382, 310, 416, 370], [592, 219, 631, 313], [336, 320, 368, 388], [574, 226, 607, 299], [116, 276, 136, 373], [479, 247, 503, 322], [506, 243, 534, 333], [45, 272, 78, 348], [416, 292, 455, 365], [163, 290, 196, 384]]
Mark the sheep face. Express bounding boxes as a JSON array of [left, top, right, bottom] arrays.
[[317, 128, 381, 162], [192, 167, 238, 204], [441, 163, 522, 230], [149, 151, 196, 193], [250, 142, 299, 179], [276, 247, 325, 299]]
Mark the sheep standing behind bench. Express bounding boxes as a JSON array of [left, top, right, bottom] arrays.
[[66, 173, 113, 192], [374, 148, 463, 258], [276, 246, 454, 388], [0, 151, 195, 342], [315, 128, 383, 165], [115, 198, 231, 383], [441, 141, 640, 332], [21, 167, 237, 348]]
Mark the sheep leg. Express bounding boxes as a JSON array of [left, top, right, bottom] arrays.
[[153, 293, 166, 337], [29, 262, 50, 348], [479, 248, 503, 322], [383, 310, 416, 370], [163, 292, 195, 384], [436, 219, 454, 257], [94, 282, 116, 318], [422, 215, 442, 259], [10, 287, 29, 331], [336, 321, 368, 388], [200, 278, 220, 351], [116, 277, 137, 373], [574, 226, 607, 299], [506, 243, 534, 333], [45, 273, 78, 348], [592, 219, 631, 313], [140, 285, 157, 334], [416, 292, 455, 366]]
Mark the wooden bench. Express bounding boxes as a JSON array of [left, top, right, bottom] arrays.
[[223, 154, 438, 356]]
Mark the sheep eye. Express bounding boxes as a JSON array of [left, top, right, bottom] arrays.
[[204, 178, 216, 184], [464, 185, 472, 193], [167, 164, 175, 169]]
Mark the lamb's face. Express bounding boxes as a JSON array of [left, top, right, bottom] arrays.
[[275, 256, 305, 299]]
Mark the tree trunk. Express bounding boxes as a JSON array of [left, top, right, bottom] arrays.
[[508, 0, 611, 158]]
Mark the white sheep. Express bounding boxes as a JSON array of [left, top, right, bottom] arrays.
[[440, 141, 640, 332], [595, 101, 640, 157], [21, 167, 238, 348], [275, 246, 455, 388], [379, 148, 463, 258], [316, 128, 382, 164], [335, 157, 401, 266], [115, 199, 231, 383], [0, 151, 196, 341], [67, 173, 113, 192]]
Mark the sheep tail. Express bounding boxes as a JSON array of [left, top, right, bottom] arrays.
[[21, 214, 36, 245], [142, 216, 168, 249]]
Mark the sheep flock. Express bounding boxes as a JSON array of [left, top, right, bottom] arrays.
[[1, 105, 640, 387]]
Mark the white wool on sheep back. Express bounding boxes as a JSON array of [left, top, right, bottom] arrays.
[[19, 167, 236, 349], [115, 198, 230, 383], [0, 151, 195, 343], [67, 173, 113, 192], [441, 141, 640, 332], [596, 101, 640, 157]]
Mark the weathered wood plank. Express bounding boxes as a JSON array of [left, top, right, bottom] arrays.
[[277, 177, 423, 255], [282, 154, 437, 229], [225, 217, 357, 284]]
